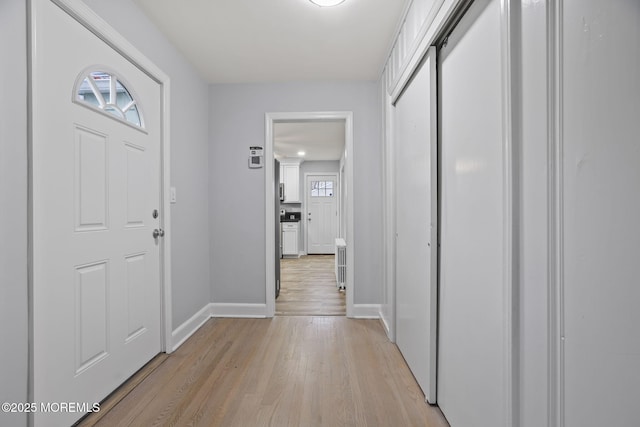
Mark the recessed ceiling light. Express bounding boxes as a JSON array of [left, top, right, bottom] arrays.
[[309, 0, 346, 7], [298, 151, 306, 156]]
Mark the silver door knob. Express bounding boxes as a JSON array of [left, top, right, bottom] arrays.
[[153, 228, 165, 238]]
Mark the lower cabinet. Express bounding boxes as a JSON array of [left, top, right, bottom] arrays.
[[282, 222, 299, 257]]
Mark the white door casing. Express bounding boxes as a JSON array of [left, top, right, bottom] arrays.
[[393, 47, 438, 403], [29, 0, 171, 425], [306, 173, 338, 255], [552, 1, 640, 426]]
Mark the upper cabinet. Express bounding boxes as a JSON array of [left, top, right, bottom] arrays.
[[386, 0, 445, 100], [280, 159, 302, 203]]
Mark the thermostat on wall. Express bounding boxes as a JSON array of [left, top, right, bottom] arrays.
[[249, 146, 263, 168]]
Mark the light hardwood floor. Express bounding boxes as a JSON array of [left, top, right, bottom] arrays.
[[276, 255, 346, 316], [78, 317, 449, 427]]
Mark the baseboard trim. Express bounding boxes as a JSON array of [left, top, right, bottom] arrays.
[[351, 304, 381, 319], [379, 311, 391, 336], [170, 303, 379, 352], [171, 303, 213, 352], [211, 303, 268, 318]]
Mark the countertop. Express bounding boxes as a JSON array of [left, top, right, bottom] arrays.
[[280, 217, 300, 223]]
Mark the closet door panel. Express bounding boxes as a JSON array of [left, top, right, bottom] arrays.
[[394, 47, 438, 403], [438, 0, 508, 425]]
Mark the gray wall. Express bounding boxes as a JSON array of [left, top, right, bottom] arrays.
[[209, 82, 382, 305], [0, 2, 28, 426], [83, 0, 211, 329]]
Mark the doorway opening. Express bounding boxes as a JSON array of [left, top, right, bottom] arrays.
[[265, 112, 354, 317]]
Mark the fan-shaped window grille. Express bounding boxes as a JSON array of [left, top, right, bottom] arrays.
[[75, 71, 143, 128]]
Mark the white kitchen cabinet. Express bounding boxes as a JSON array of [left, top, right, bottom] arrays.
[[281, 160, 301, 203], [282, 222, 299, 257], [387, 0, 441, 97]]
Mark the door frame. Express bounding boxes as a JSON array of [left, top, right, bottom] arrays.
[[265, 111, 354, 317], [27, 0, 174, 392], [303, 172, 339, 255]]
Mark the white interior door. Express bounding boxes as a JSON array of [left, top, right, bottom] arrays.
[[438, 0, 509, 425], [31, 1, 162, 425], [306, 174, 338, 254], [393, 47, 438, 403], [560, 1, 640, 426]]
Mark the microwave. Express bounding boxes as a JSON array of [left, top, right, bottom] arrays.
[[279, 183, 284, 201]]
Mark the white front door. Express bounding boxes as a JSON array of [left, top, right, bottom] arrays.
[[306, 175, 338, 254], [31, 1, 162, 425]]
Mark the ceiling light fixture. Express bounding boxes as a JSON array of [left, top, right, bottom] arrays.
[[298, 151, 306, 156], [309, 0, 346, 7]]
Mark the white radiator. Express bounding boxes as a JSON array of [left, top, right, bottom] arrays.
[[335, 238, 346, 290]]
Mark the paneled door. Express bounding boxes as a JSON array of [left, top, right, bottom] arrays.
[[31, 1, 162, 425], [306, 174, 338, 254]]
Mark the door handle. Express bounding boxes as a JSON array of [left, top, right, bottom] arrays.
[[153, 228, 165, 238]]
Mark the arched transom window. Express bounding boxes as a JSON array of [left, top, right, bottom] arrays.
[[74, 70, 144, 128]]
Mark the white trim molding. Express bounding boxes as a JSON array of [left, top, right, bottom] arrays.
[[171, 303, 269, 352], [499, 0, 519, 425], [379, 309, 392, 336], [548, 0, 565, 426], [171, 304, 213, 352], [211, 303, 268, 318], [352, 304, 381, 319]]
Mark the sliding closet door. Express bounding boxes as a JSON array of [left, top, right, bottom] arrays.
[[559, 1, 640, 425], [438, 0, 509, 425], [394, 48, 438, 403]]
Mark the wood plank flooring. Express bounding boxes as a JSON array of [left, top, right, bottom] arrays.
[[277, 255, 346, 316], [78, 317, 449, 427]]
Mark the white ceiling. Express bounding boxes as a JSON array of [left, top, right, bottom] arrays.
[[274, 120, 345, 161], [131, 0, 407, 160], [133, 0, 408, 84]]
